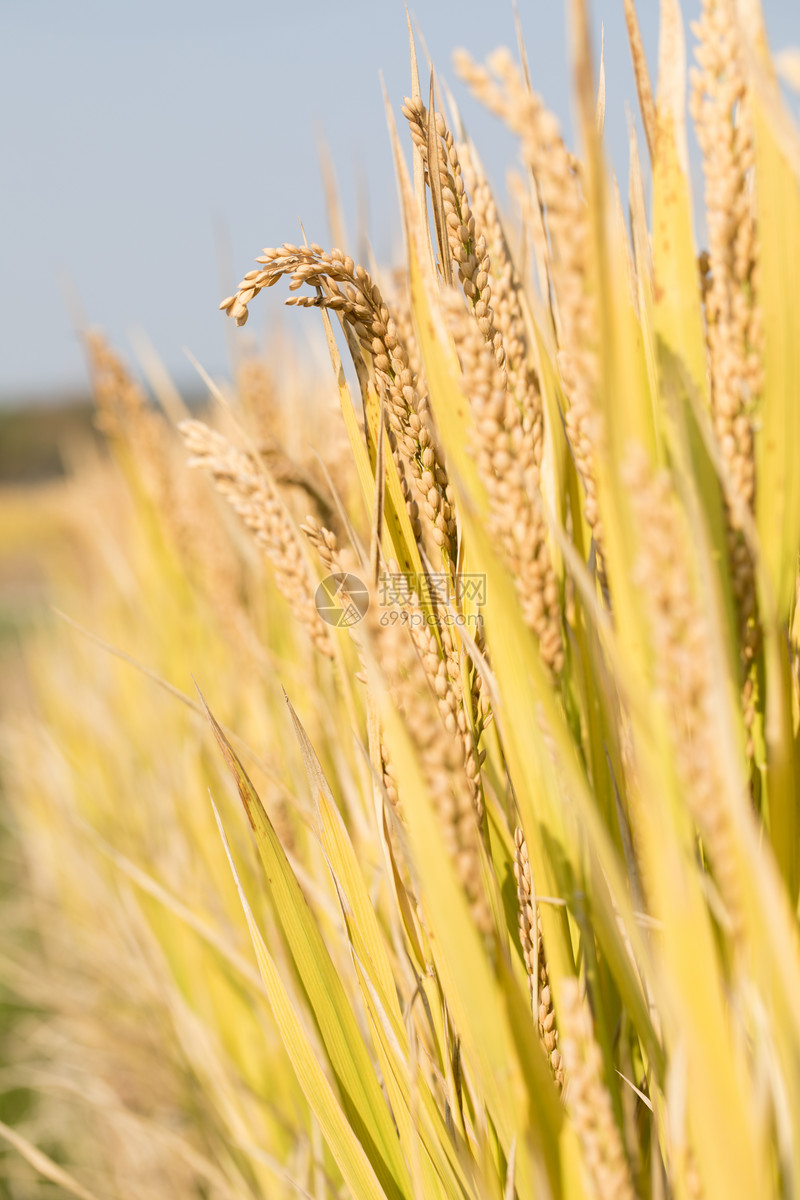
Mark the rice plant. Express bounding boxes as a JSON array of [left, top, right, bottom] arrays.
[[4, 1, 800, 1197]]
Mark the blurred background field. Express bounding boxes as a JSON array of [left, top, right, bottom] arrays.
[[0, 340, 358, 1196]]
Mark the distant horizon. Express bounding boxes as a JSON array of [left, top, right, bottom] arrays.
[[0, 317, 334, 410], [3, 0, 798, 405]]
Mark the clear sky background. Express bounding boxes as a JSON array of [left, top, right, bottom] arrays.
[[2, 0, 798, 404]]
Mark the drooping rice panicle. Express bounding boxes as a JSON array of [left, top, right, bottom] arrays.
[[460, 141, 566, 654], [85, 329, 150, 438], [181, 418, 334, 658], [690, 0, 763, 679], [559, 977, 636, 1200], [384, 268, 424, 386], [235, 353, 346, 530], [514, 827, 564, 1088], [236, 352, 280, 447], [413, 618, 486, 819], [402, 97, 506, 373], [324, 511, 490, 834], [376, 611, 492, 937], [85, 331, 171, 504], [458, 140, 538, 414], [444, 288, 563, 672], [626, 448, 743, 939], [300, 513, 342, 578], [220, 244, 457, 564], [455, 49, 605, 562], [623, 0, 657, 161]]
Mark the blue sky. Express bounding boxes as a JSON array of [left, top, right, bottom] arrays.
[[2, 0, 798, 403]]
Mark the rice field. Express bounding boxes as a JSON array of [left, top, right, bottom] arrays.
[[3, 2, 800, 1197]]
